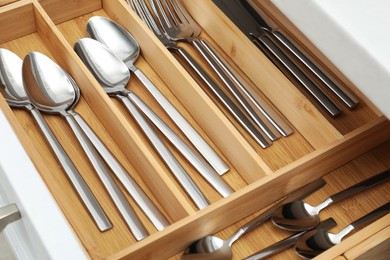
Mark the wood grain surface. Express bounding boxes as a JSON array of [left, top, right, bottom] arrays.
[[0, 0, 389, 259]]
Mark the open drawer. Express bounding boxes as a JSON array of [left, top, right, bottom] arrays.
[[0, 0, 389, 259]]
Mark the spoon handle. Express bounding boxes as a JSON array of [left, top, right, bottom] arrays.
[[227, 178, 326, 245], [244, 218, 337, 260], [129, 65, 229, 176], [126, 92, 233, 197], [28, 106, 112, 232], [116, 97, 210, 209], [338, 202, 390, 242], [64, 113, 148, 240], [68, 109, 171, 231], [329, 169, 390, 203]]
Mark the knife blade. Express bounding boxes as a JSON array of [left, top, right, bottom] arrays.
[[213, 0, 342, 117]]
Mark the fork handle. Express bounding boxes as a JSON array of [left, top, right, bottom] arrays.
[[191, 38, 279, 141], [271, 31, 359, 109], [173, 45, 271, 149], [198, 38, 293, 137], [252, 34, 342, 117]]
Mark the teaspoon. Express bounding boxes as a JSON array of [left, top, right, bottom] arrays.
[[74, 37, 215, 205], [272, 169, 390, 232], [182, 178, 325, 259], [295, 202, 390, 259], [22, 51, 148, 240], [86, 16, 231, 175], [0, 48, 112, 232]]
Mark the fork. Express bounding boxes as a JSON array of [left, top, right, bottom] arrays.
[[149, 0, 293, 138], [128, 0, 272, 148]]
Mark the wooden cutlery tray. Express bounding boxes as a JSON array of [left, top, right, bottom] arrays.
[[0, 0, 389, 259]]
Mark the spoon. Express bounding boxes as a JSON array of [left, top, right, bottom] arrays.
[[74, 37, 214, 208], [244, 218, 336, 260], [0, 48, 112, 232], [22, 51, 148, 240], [272, 169, 390, 232], [75, 38, 230, 199], [86, 16, 230, 176], [295, 202, 390, 259], [182, 178, 326, 259]]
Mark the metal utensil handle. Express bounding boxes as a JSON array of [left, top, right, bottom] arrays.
[[191, 38, 278, 141], [28, 106, 112, 232], [198, 38, 293, 137], [244, 217, 337, 260], [253, 34, 341, 117], [271, 31, 359, 109], [64, 113, 148, 240], [350, 202, 390, 230], [69, 107, 169, 231], [127, 93, 233, 197], [116, 97, 209, 209], [129, 65, 229, 175], [329, 169, 390, 203], [227, 178, 326, 246], [0, 204, 21, 232], [174, 45, 271, 148]]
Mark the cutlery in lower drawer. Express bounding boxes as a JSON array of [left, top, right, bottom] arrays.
[[295, 202, 390, 258], [244, 217, 337, 260]]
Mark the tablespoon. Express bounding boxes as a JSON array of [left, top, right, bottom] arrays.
[[75, 38, 232, 198], [182, 178, 326, 259], [86, 16, 231, 175], [75, 38, 222, 205], [0, 48, 112, 232], [22, 51, 148, 240], [295, 202, 390, 259], [272, 169, 390, 232]]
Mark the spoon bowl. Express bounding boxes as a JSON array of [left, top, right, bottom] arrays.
[[295, 202, 390, 259], [86, 16, 140, 67], [272, 170, 390, 231], [0, 48, 30, 107], [74, 38, 130, 95], [22, 51, 79, 113]]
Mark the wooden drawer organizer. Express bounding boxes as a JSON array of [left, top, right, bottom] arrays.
[[0, 0, 389, 259]]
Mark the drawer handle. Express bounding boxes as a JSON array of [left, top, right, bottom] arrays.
[[0, 204, 21, 232]]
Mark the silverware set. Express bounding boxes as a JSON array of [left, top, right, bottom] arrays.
[[183, 170, 390, 259], [127, 0, 294, 149], [213, 0, 360, 117]]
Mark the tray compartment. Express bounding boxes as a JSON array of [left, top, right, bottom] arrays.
[[0, 0, 389, 259]]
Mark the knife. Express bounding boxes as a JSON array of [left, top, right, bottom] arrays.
[[212, 0, 342, 117], [242, 0, 359, 110]]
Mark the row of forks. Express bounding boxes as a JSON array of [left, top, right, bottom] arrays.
[[127, 0, 294, 149]]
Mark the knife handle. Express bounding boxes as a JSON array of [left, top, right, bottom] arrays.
[[271, 31, 359, 109], [252, 33, 342, 117]]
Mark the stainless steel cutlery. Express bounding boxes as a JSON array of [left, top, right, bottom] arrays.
[[213, 0, 359, 116], [127, 0, 295, 149]]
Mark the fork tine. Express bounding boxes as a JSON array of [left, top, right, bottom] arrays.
[[149, 0, 175, 29], [129, 0, 163, 37], [167, 0, 189, 24]]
